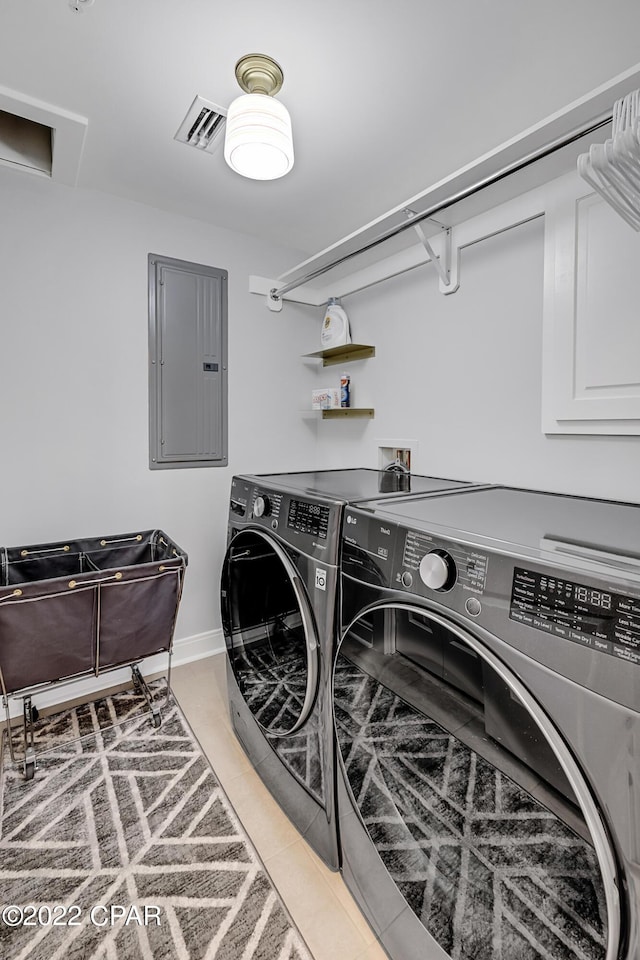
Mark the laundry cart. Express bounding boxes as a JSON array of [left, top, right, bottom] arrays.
[[0, 529, 187, 779]]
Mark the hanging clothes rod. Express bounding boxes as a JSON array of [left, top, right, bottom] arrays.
[[269, 113, 612, 303]]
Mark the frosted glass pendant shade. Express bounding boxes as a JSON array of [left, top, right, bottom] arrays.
[[224, 93, 294, 180]]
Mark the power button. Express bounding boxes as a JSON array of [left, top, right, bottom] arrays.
[[401, 571, 413, 588], [465, 597, 482, 617]]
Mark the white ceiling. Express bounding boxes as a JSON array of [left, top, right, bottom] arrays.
[[3, 0, 640, 258]]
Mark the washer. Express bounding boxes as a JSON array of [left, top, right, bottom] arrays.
[[220, 468, 478, 870], [335, 486, 640, 960]]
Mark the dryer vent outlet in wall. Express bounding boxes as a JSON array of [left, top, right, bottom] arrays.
[[174, 96, 227, 154]]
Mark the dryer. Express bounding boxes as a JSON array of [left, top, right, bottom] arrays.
[[334, 487, 640, 960], [220, 468, 476, 870]]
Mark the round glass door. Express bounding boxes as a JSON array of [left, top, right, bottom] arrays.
[[221, 529, 319, 737], [333, 603, 618, 960]]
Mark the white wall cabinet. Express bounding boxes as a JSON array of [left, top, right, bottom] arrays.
[[543, 181, 640, 434]]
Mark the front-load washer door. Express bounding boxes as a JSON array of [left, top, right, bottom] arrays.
[[333, 603, 620, 960], [222, 529, 319, 738]]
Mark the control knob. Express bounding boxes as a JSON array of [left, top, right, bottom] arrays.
[[419, 549, 456, 591], [253, 495, 271, 518]]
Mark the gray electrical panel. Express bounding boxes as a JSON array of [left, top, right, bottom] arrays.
[[148, 254, 228, 469]]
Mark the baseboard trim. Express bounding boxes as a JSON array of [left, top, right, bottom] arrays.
[[3, 628, 225, 720]]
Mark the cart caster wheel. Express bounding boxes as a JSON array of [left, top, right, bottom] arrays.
[[24, 760, 35, 781], [151, 712, 161, 729], [24, 702, 39, 724]]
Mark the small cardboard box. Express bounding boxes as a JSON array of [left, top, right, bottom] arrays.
[[311, 388, 341, 410]]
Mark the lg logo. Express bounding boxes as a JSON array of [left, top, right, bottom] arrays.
[[346, 515, 357, 525]]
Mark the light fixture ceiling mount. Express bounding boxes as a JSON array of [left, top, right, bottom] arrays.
[[224, 52, 294, 181], [234, 54, 284, 98]]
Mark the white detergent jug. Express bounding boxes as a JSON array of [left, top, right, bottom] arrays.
[[321, 298, 351, 349]]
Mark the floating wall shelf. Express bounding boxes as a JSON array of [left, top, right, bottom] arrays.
[[303, 343, 375, 367], [320, 408, 374, 420]]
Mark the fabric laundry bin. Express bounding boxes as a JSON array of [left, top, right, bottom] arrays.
[[0, 528, 188, 777]]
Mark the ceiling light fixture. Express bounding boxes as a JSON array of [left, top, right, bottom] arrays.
[[223, 54, 294, 181]]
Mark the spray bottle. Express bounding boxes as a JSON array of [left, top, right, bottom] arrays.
[[340, 372, 351, 408]]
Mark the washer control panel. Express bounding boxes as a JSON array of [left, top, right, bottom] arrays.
[[287, 499, 330, 539], [229, 477, 340, 561]]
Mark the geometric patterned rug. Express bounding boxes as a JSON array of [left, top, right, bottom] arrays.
[[333, 655, 608, 960], [0, 684, 314, 960]]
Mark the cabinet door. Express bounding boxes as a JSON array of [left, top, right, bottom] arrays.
[[149, 254, 228, 468], [543, 181, 640, 434]]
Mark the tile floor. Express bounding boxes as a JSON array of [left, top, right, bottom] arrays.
[[169, 652, 389, 960]]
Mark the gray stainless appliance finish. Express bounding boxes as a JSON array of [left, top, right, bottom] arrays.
[[220, 469, 478, 871], [335, 487, 640, 960], [249, 467, 473, 502]]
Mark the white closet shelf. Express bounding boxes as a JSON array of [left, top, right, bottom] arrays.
[[250, 62, 640, 307]]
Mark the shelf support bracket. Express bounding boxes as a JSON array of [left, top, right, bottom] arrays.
[[408, 212, 459, 295], [267, 288, 283, 312]]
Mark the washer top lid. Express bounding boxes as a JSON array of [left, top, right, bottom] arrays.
[[363, 486, 640, 578], [251, 468, 472, 502]]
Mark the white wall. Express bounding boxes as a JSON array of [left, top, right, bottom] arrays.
[[4, 162, 640, 715], [312, 211, 640, 504], [0, 167, 318, 677]]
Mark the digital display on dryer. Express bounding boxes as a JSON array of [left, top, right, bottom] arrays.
[[510, 567, 640, 665], [573, 586, 612, 610], [287, 499, 330, 538]]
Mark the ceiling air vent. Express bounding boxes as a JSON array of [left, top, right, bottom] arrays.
[[174, 96, 227, 154]]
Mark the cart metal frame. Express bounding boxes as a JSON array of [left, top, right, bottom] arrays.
[[0, 529, 187, 779]]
